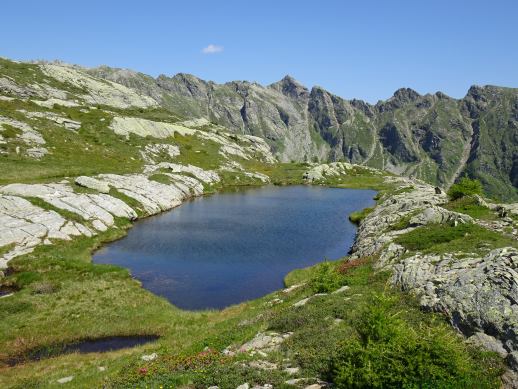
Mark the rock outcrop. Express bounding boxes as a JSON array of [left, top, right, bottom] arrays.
[[349, 175, 518, 376], [0, 116, 48, 159], [0, 159, 235, 268], [0, 194, 92, 268]]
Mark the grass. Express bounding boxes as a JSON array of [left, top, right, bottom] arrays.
[[250, 162, 308, 185], [25, 197, 88, 225], [395, 222, 518, 255], [173, 133, 224, 171], [388, 210, 420, 231], [85, 257, 503, 389], [148, 173, 172, 185], [349, 207, 374, 225], [0, 243, 16, 258], [444, 196, 497, 220]]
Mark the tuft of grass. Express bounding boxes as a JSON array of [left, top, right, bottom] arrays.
[[148, 173, 172, 185], [25, 196, 87, 224], [30, 281, 61, 295], [349, 207, 374, 225]]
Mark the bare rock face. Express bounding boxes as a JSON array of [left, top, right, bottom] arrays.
[[0, 194, 92, 268], [40, 64, 158, 109], [350, 177, 448, 260], [0, 116, 48, 159], [97, 174, 185, 215], [0, 183, 137, 229], [303, 162, 354, 182], [75, 176, 111, 193], [223, 332, 293, 357], [140, 143, 180, 163], [393, 248, 518, 360]]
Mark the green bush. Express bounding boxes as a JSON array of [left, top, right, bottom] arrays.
[[310, 261, 346, 293], [330, 293, 503, 388], [447, 177, 483, 200]]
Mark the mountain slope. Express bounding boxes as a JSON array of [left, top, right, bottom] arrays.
[[87, 65, 518, 200], [1, 58, 516, 200]]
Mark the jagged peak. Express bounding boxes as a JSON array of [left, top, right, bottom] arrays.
[[270, 74, 302, 86], [309, 85, 328, 95], [465, 84, 509, 100], [269, 75, 309, 100], [392, 87, 421, 102], [166, 73, 209, 86], [92, 65, 140, 78], [434, 91, 451, 99], [280, 74, 300, 85], [171, 72, 202, 81]]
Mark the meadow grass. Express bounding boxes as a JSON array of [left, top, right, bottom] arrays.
[[395, 222, 518, 255]]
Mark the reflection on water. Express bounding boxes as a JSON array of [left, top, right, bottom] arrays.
[[94, 185, 375, 310]]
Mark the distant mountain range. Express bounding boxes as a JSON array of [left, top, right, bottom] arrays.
[[87, 66, 518, 200]]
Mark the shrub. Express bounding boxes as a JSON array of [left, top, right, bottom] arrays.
[[310, 261, 346, 293], [447, 177, 483, 200], [444, 196, 495, 220], [330, 293, 503, 388], [14, 271, 41, 287]]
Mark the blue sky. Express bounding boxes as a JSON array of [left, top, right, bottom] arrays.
[[1, 0, 517, 102]]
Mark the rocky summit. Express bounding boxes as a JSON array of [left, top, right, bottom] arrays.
[[1, 55, 518, 388]]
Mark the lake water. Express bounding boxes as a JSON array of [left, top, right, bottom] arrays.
[[93, 185, 375, 310]]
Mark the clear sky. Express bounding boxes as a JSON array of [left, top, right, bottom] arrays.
[[1, 0, 517, 103]]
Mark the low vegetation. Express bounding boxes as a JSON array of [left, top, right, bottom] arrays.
[[330, 293, 502, 388], [348, 207, 374, 225], [444, 196, 497, 220], [395, 222, 518, 255], [447, 177, 484, 201], [102, 259, 504, 388]]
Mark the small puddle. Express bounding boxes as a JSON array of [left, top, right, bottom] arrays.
[[5, 335, 159, 366], [0, 285, 17, 298]]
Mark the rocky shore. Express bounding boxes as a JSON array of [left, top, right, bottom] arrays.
[[349, 176, 518, 384]]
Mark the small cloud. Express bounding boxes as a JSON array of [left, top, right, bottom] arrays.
[[202, 44, 224, 54]]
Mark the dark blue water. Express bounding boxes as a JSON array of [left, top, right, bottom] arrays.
[[8, 336, 159, 365], [93, 186, 375, 310]]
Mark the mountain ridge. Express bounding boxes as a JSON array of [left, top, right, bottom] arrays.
[[86, 63, 518, 199], [5, 58, 518, 200]]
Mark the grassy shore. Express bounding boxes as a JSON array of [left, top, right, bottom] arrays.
[[0, 166, 507, 388]]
